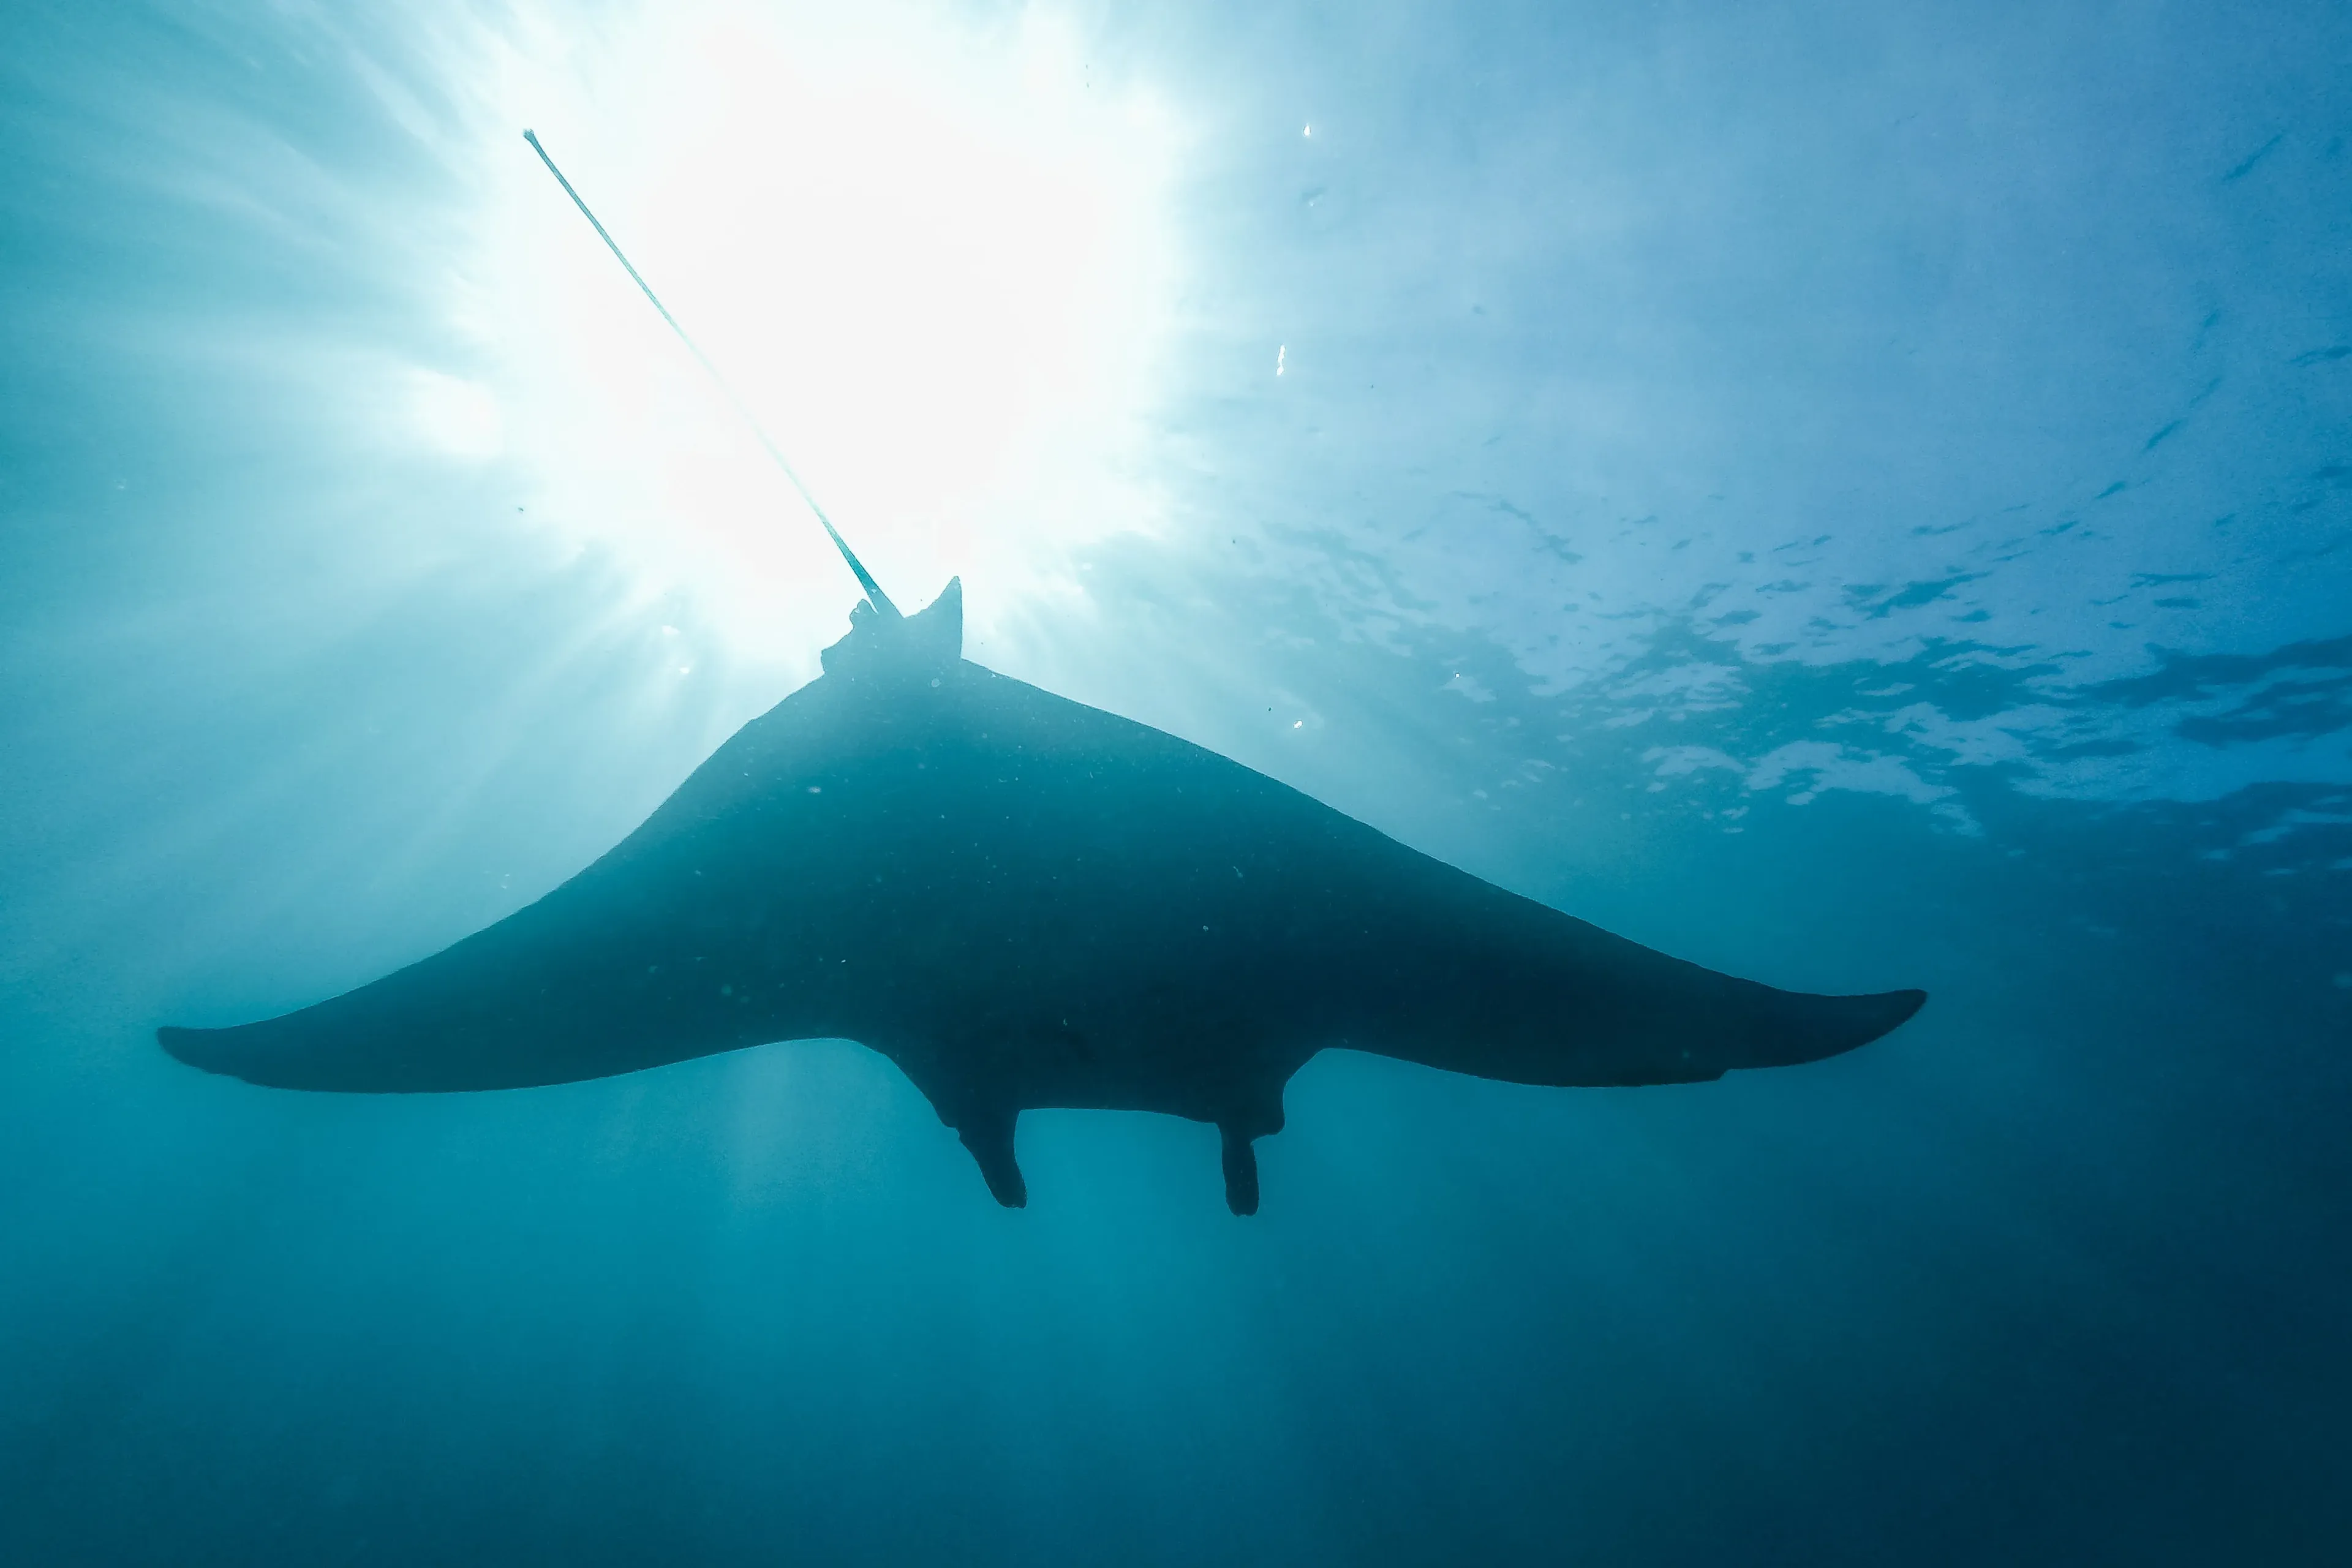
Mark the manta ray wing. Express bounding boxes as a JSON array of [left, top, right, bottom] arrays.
[[161, 580, 1925, 1212]]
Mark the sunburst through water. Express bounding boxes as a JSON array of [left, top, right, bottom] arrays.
[[2, 2, 2348, 1564]]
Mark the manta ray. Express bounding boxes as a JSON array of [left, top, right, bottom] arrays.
[[161, 580, 1924, 1213]]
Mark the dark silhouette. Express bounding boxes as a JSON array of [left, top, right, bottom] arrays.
[[161, 581, 1924, 1213]]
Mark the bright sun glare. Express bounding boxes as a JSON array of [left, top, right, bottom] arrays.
[[431, 2, 1177, 663]]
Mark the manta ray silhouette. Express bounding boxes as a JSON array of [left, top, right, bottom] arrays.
[[162, 580, 1924, 1213]]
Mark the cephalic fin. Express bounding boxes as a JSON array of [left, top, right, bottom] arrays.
[[1219, 1126, 1261, 1217], [958, 1107, 1027, 1208]]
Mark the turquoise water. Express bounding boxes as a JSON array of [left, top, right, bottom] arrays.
[[4, 4, 2348, 1562]]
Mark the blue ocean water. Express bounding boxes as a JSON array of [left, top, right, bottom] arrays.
[[3, 2, 2348, 1563]]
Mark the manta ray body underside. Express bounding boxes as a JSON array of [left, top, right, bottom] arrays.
[[162, 582, 1924, 1213]]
